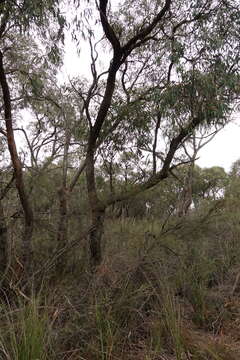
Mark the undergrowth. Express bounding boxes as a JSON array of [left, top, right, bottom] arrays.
[[1, 211, 240, 359]]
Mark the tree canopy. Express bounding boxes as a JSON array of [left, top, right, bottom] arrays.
[[0, 0, 239, 273]]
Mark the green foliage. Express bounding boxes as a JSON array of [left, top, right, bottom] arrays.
[[0, 0, 66, 35], [0, 297, 52, 360], [161, 287, 184, 360], [192, 166, 228, 202], [1, 0, 240, 358]]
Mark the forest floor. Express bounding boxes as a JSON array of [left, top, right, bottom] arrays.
[[1, 213, 240, 359]]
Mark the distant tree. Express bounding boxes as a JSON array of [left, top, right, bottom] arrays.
[[225, 159, 240, 202], [176, 127, 223, 217], [195, 166, 228, 201]]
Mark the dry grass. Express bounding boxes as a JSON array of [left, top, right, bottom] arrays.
[[2, 213, 240, 359]]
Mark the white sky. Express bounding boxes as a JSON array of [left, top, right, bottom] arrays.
[[197, 120, 240, 172], [62, 20, 240, 174]]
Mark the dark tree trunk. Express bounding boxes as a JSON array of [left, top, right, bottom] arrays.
[[84, 0, 172, 268], [0, 51, 34, 280], [89, 207, 106, 269], [152, 112, 161, 175], [55, 125, 71, 272], [86, 148, 106, 269], [0, 174, 14, 278], [0, 199, 8, 277], [54, 187, 69, 274], [57, 187, 68, 247]]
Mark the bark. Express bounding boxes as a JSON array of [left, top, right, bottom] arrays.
[[57, 187, 68, 248], [86, 149, 106, 269], [152, 112, 162, 175], [0, 174, 14, 278], [0, 199, 8, 276], [104, 115, 204, 208], [85, 57, 120, 268], [56, 127, 70, 249], [85, 0, 172, 268], [109, 160, 114, 195], [89, 207, 106, 269], [0, 51, 34, 278]]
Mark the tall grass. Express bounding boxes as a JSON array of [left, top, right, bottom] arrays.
[[161, 287, 184, 360], [0, 296, 52, 360], [94, 296, 120, 360]]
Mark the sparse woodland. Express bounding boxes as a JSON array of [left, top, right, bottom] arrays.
[[0, 0, 240, 359]]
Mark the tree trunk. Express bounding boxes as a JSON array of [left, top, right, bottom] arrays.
[[152, 112, 161, 175], [89, 207, 106, 269], [177, 163, 194, 217], [57, 187, 68, 246], [177, 182, 192, 217], [86, 149, 106, 269], [0, 199, 8, 277], [0, 51, 34, 280], [55, 124, 71, 272]]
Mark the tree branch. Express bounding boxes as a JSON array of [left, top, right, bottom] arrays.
[[99, 0, 121, 54], [123, 0, 172, 53], [104, 114, 205, 207]]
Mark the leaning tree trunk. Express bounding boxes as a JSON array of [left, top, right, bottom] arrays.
[[0, 51, 34, 280]]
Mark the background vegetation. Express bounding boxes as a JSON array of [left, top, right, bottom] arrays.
[[0, 0, 240, 358]]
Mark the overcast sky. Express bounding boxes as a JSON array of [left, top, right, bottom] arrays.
[[62, 26, 240, 174], [196, 119, 240, 171]]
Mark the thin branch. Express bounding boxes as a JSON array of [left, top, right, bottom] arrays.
[[104, 113, 205, 207], [123, 0, 172, 53]]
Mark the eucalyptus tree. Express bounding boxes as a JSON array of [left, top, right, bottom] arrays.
[[196, 166, 228, 201], [0, 0, 66, 278], [13, 74, 88, 272], [74, 0, 240, 268], [175, 126, 224, 217], [225, 159, 240, 207]]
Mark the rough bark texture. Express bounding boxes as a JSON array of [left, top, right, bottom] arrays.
[[89, 207, 106, 269], [86, 149, 106, 268]]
